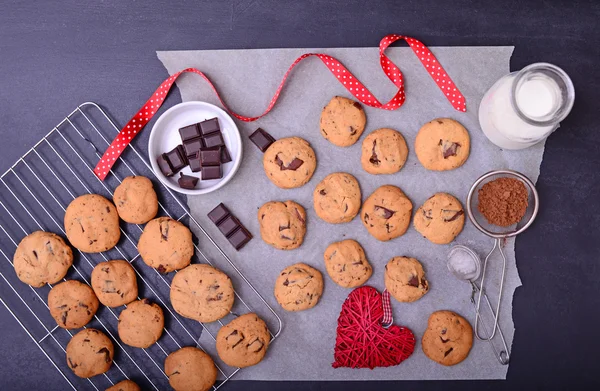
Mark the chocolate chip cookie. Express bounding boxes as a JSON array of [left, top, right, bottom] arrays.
[[361, 185, 413, 241], [413, 193, 465, 244], [66, 328, 114, 378], [320, 96, 367, 147], [258, 200, 306, 250], [118, 298, 164, 348], [263, 137, 317, 189], [313, 172, 361, 224], [216, 313, 270, 368], [137, 217, 194, 273], [13, 231, 73, 288], [64, 194, 121, 253], [361, 128, 408, 174], [91, 260, 138, 307], [323, 239, 372, 288], [422, 310, 473, 366], [106, 380, 140, 391], [415, 118, 470, 171], [48, 280, 99, 329], [384, 257, 429, 302], [113, 176, 159, 224], [170, 264, 234, 323], [165, 347, 217, 391], [274, 263, 323, 311]]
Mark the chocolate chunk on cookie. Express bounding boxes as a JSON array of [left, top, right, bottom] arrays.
[[13, 231, 73, 287], [258, 200, 306, 250], [66, 328, 114, 378], [165, 347, 217, 391], [422, 310, 473, 366], [170, 264, 234, 323], [263, 137, 317, 189], [113, 176, 159, 224], [361, 128, 408, 174], [64, 194, 120, 253], [415, 118, 470, 171], [274, 263, 323, 311], [323, 239, 372, 288], [91, 260, 138, 307], [320, 96, 367, 147], [137, 217, 194, 273], [414, 193, 465, 244], [48, 280, 99, 329], [384, 256, 429, 302], [118, 299, 164, 348], [313, 172, 361, 224], [216, 313, 271, 368], [106, 380, 140, 391], [361, 185, 413, 241]]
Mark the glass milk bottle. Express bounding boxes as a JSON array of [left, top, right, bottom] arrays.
[[479, 63, 574, 150]]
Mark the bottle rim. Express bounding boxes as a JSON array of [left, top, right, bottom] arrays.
[[510, 62, 575, 127]]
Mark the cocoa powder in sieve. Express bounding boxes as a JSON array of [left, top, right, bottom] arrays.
[[478, 177, 529, 227]]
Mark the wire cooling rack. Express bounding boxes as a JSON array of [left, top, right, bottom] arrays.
[[0, 102, 282, 390]]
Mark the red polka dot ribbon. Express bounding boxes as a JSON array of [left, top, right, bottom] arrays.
[[94, 34, 466, 180]]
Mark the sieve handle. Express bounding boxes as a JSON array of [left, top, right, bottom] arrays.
[[475, 237, 507, 341]]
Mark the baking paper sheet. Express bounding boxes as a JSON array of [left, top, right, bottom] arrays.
[[158, 45, 544, 380]]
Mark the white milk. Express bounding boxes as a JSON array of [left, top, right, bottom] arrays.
[[478, 63, 574, 150]]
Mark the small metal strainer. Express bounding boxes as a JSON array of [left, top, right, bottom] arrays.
[[466, 170, 539, 341]]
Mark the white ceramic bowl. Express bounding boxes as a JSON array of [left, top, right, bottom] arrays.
[[148, 101, 242, 195]]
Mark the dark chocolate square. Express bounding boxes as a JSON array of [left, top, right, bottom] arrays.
[[227, 226, 252, 250], [157, 154, 174, 177], [218, 215, 241, 237], [249, 128, 276, 152], [179, 124, 200, 142], [201, 165, 222, 180], [166, 145, 187, 172], [178, 173, 198, 189], [220, 146, 232, 163], [199, 118, 220, 136], [203, 132, 225, 149], [182, 137, 204, 157], [200, 148, 221, 166], [208, 203, 230, 225], [188, 153, 202, 172]]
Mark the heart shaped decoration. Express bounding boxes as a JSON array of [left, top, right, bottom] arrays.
[[332, 286, 416, 369]]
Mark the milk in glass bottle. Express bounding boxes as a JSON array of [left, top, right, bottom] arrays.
[[479, 63, 574, 150]]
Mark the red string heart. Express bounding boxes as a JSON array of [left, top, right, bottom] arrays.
[[332, 286, 415, 369]]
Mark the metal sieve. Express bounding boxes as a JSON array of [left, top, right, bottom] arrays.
[[466, 170, 539, 341]]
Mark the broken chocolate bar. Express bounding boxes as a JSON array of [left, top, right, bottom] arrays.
[[207, 203, 252, 251], [188, 152, 202, 172], [201, 165, 222, 180], [249, 128, 275, 152], [179, 124, 201, 141], [199, 118, 220, 136], [220, 146, 232, 163], [203, 132, 225, 149], [157, 154, 175, 177], [165, 145, 187, 173], [182, 137, 204, 157], [199, 148, 221, 166], [178, 173, 198, 189]]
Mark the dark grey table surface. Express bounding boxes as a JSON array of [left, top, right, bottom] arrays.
[[1, 0, 599, 390]]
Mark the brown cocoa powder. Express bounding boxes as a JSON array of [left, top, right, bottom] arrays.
[[478, 177, 529, 227]]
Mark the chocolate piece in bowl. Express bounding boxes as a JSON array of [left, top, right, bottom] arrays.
[[178, 173, 198, 190], [200, 148, 221, 167], [179, 124, 201, 142], [188, 153, 202, 172], [165, 145, 188, 172], [220, 146, 233, 163], [201, 165, 222, 180], [157, 154, 175, 177], [249, 128, 276, 152], [199, 118, 220, 136], [182, 137, 204, 157], [203, 132, 225, 149]]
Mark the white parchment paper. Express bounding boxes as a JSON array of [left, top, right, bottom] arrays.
[[158, 45, 544, 380]]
